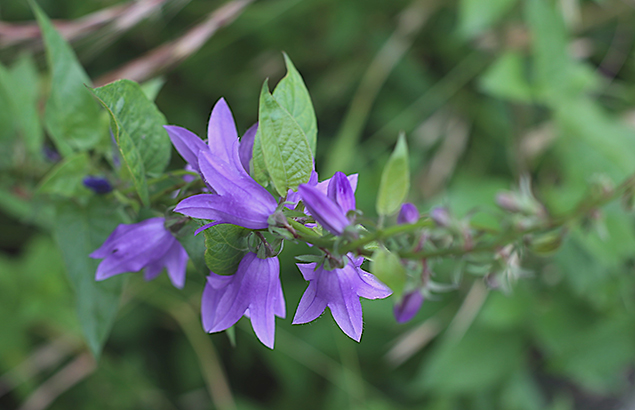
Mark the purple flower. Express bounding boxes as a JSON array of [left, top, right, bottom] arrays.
[[397, 203, 420, 224], [171, 99, 277, 230], [83, 176, 113, 194], [293, 254, 392, 341], [202, 252, 285, 349], [238, 122, 258, 174], [298, 171, 357, 235], [90, 217, 188, 289], [393, 290, 424, 323]]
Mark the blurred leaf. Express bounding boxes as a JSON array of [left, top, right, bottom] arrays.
[[273, 53, 317, 155], [250, 126, 270, 186], [376, 132, 409, 216], [37, 152, 90, 197], [370, 248, 406, 297], [203, 224, 250, 275], [479, 51, 532, 102], [256, 80, 313, 196], [52, 198, 125, 358], [459, 0, 517, 37], [140, 77, 166, 101], [418, 328, 524, 394], [9, 54, 43, 157], [31, 1, 103, 156]]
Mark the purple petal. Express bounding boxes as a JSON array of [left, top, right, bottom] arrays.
[[292, 280, 327, 325], [296, 263, 318, 281], [174, 194, 271, 230], [164, 125, 208, 174], [247, 256, 281, 349], [397, 203, 420, 224], [238, 123, 258, 174], [327, 171, 356, 213], [393, 291, 424, 323], [207, 98, 239, 165], [298, 184, 349, 235], [162, 240, 189, 289]]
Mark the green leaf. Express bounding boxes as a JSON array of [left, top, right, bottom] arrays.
[[52, 198, 125, 359], [9, 55, 43, 157], [272, 53, 317, 154], [459, 0, 517, 38], [479, 51, 532, 103], [31, 1, 103, 156], [250, 128, 270, 186], [370, 248, 406, 297], [203, 224, 250, 275], [376, 132, 410, 216], [170, 219, 208, 276], [257, 80, 313, 196], [37, 152, 90, 197], [91, 79, 171, 177]]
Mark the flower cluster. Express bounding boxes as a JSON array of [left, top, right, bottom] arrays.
[[90, 99, 396, 348]]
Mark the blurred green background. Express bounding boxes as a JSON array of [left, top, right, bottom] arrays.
[[2, 0, 635, 409]]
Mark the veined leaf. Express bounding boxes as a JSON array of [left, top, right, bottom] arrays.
[[257, 80, 313, 196], [38, 152, 90, 197], [376, 132, 410, 216], [203, 224, 250, 275], [273, 53, 317, 154]]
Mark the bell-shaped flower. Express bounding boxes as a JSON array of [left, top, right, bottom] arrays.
[[90, 217, 188, 289], [202, 252, 285, 349], [393, 290, 424, 323], [298, 171, 357, 235], [172, 99, 277, 230], [293, 254, 392, 341]]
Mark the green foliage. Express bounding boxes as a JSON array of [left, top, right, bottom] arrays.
[[92, 79, 172, 206], [370, 248, 406, 297], [37, 152, 90, 197], [459, 0, 517, 38], [255, 79, 314, 196], [376, 132, 409, 216], [203, 224, 250, 275], [52, 198, 125, 358], [31, 1, 103, 156]]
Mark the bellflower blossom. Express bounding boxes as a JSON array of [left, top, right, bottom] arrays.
[[168, 99, 278, 230], [202, 252, 285, 348], [298, 171, 356, 236], [90, 217, 188, 289], [393, 291, 424, 323], [293, 255, 391, 341]]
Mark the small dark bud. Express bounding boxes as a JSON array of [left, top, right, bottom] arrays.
[[496, 192, 522, 213], [83, 176, 113, 194]]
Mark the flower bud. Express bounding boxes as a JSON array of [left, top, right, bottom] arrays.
[[397, 203, 420, 224], [430, 207, 451, 228], [393, 291, 424, 323], [83, 176, 113, 194]]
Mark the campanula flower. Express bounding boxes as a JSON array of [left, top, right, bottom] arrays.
[[90, 217, 188, 289], [83, 176, 113, 194], [201, 252, 285, 349], [298, 171, 356, 235], [293, 254, 391, 341], [171, 99, 277, 230]]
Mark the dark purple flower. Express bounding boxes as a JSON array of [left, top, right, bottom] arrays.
[[298, 171, 357, 235], [202, 252, 285, 349], [397, 203, 420, 224], [172, 99, 277, 230], [83, 176, 113, 194], [90, 217, 188, 289], [293, 254, 392, 341], [393, 290, 424, 323]]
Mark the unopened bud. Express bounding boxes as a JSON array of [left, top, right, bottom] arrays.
[[496, 192, 522, 213], [83, 176, 113, 194], [393, 291, 424, 323], [526, 230, 564, 255], [397, 202, 420, 224]]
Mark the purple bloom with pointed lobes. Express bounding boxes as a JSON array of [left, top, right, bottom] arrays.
[[393, 291, 424, 323], [90, 218, 188, 289], [397, 203, 420, 224], [202, 252, 285, 349], [293, 254, 392, 342], [164, 125, 209, 175], [173, 101, 277, 230]]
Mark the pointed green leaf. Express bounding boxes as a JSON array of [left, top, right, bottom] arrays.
[[9, 55, 43, 157], [459, 0, 517, 38], [31, 1, 103, 156], [273, 53, 317, 154], [376, 132, 410, 216], [203, 224, 250, 275], [258, 80, 313, 196], [91, 79, 171, 176], [479, 51, 532, 103], [250, 128, 270, 186], [370, 248, 406, 298], [52, 198, 125, 359]]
